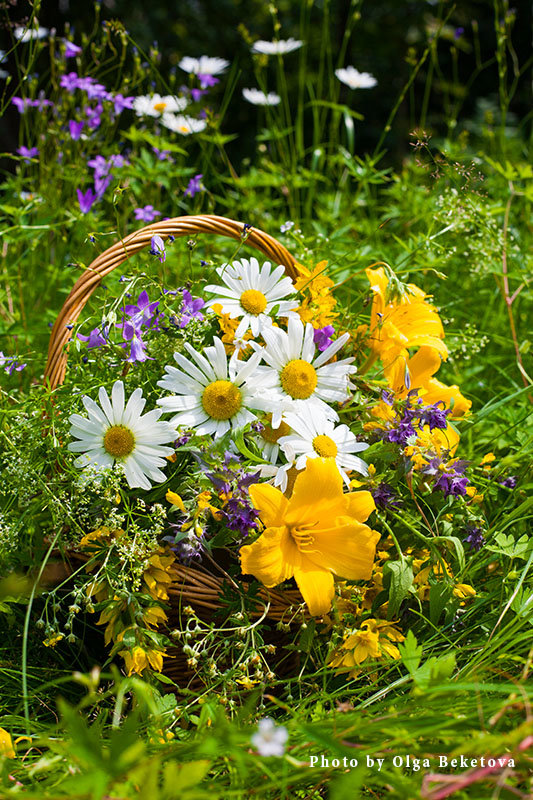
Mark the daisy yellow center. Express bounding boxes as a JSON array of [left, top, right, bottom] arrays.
[[312, 434, 338, 458], [240, 289, 268, 315], [202, 380, 242, 420], [153, 101, 167, 113], [261, 417, 290, 444], [280, 359, 317, 400], [103, 425, 135, 459], [179, 125, 190, 133]]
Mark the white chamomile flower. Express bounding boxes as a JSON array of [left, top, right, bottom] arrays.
[[68, 380, 177, 491], [335, 66, 377, 90], [157, 337, 263, 438], [132, 93, 188, 118], [251, 38, 303, 55], [251, 317, 356, 426], [255, 415, 292, 464], [14, 26, 49, 42], [178, 55, 229, 75], [204, 257, 299, 338], [242, 88, 281, 106], [251, 718, 288, 757], [160, 113, 207, 134], [279, 406, 369, 486]]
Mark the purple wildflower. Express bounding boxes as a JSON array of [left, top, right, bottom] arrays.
[[134, 205, 161, 222], [183, 174, 204, 198], [77, 188, 97, 214], [64, 41, 82, 58], [94, 174, 112, 199], [112, 93, 134, 114], [60, 72, 81, 92], [280, 221, 294, 233], [179, 289, 205, 327], [108, 154, 128, 168], [372, 482, 401, 509], [454, 27, 465, 39], [122, 290, 161, 332], [190, 88, 208, 102], [0, 352, 26, 376], [499, 475, 517, 489], [419, 401, 451, 431], [424, 458, 469, 498], [17, 146, 39, 161], [313, 325, 335, 352], [150, 235, 166, 263], [462, 525, 485, 552], [87, 155, 109, 178], [197, 73, 219, 89], [153, 147, 171, 161], [77, 324, 109, 349], [381, 389, 395, 406], [175, 433, 192, 447], [68, 120, 84, 140], [12, 97, 33, 113]]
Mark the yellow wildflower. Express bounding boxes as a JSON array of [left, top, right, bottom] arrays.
[[236, 676, 260, 690], [294, 260, 338, 329], [0, 728, 15, 758], [166, 490, 186, 512], [143, 550, 177, 602], [119, 644, 166, 675], [239, 458, 379, 616], [366, 267, 447, 387], [453, 583, 476, 600], [466, 486, 484, 504], [211, 303, 253, 354], [43, 633, 64, 647], [329, 619, 405, 677], [480, 453, 496, 465], [142, 605, 168, 629]]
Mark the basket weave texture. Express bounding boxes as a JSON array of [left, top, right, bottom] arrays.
[[45, 215, 306, 675]]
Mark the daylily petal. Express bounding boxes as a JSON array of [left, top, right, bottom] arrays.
[[248, 483, 288, 528], [240, 525, 300, 586], [285, 457, 344, 526], [307, 521, 380, 579], [344, 490, 376, 523], [293, 562, 334, 616]]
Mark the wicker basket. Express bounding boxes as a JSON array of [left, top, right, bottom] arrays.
[[44, 215, 308, 682]]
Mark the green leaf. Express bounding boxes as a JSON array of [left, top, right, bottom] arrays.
[[429, 582, 453, 625], [382, 559, 413, 619], [330, 768, 367, 798], [398, 630, 422, 677]]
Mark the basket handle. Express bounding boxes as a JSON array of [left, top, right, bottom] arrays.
[[44, 214, 299, 390]]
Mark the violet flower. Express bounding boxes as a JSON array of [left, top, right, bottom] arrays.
[[134, 205, 161, 222], [77, 188, 97, 214], [12, 97, 33, 113], [462, 525, 485, 552], [0, 352, 26, 376], [197, 73, 219, 89], [179, 289, 205, 327], [184, 174, 204, 198], [150, 235, 166, 263], [68, 120, 84, 140], [499, 475, 517, 489], [112, 93, 134, 113], [64, 41, 82, 58], [17, 146, 39, 161], [372, 482, 401, 509], [313, 325, 335, 352], [77, 324, 109, 349]]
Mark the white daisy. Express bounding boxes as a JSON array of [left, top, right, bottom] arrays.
[[14, 26, 49, 42], [204, 257, 299, 338], [160, 113, 207, 135], [335, 66, 377, 90], [251, 317, 356, 426], [278, 406, 368, 486], [157, 337, 263, 438], [251, 38, 303, 55], [255, 414, 292, 464], [132, 93, 188, 118], [68, 381, 177, 491], [242, 88, 281, 106], [178, 55, 229, 76]]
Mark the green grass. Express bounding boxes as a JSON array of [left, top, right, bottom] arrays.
[[1, 1, 532, 797]]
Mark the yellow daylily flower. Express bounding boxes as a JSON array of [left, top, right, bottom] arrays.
[[366, 267, 447, 386], [0, 728, 15, 758], [239, 458, 380, 616], [395, 346, 471, 418]]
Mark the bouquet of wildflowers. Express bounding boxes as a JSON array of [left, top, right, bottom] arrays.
[[2, 221, 510, 691]]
